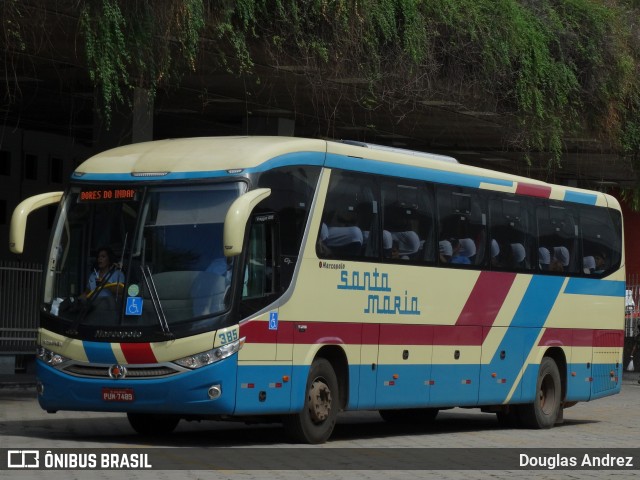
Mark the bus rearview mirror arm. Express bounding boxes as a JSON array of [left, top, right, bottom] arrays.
[[223, 188, 271, 257], [10, 191, 63, 254]]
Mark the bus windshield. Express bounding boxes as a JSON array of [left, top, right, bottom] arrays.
[[44, 182, 246, 332]]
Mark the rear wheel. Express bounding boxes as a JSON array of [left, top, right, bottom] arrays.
[[127, 413, 180, 435], [283, 358, 339, 444], [379, 408, 438, 424], [519, 357, 562, 429]]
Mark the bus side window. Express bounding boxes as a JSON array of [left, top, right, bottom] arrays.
[[489, 197, 534, 272], [536, 203, 579, 274], [580, 204, 623, 277], [318, 171, 379, 260], [381, 180, 435, 264], [436, 186, 487, 267]]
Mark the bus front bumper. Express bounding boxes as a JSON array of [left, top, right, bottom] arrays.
[[35, 357, 238, 416]]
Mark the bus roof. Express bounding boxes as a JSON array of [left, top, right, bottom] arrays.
[[74, 136, 618, 209]]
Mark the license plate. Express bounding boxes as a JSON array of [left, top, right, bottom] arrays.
[[102, 387, 135, 402]]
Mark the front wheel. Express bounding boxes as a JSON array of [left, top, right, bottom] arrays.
[[519, 357, 562, 429], [127, 413, 180, 435], [283, 358, 339, 444]]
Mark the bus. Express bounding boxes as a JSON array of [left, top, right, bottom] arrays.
[[10, 136, 625, 443]]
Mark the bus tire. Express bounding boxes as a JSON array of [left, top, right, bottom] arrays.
[[127, 412, 180, 435], [518, 357, 561, 429], [379, 408, 438, 424], [283, 358, 339, 444]]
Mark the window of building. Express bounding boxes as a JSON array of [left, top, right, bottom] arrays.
[[24, 153, 38, 180], [0, 150, 11, 176], [0, 199, 6, 225], [50, 156, 63, 184]]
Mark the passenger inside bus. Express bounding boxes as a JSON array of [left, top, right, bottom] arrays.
[[439, 240, 453, 263], [510, 243, 527, 269], [553, 246, 570, 272], [539, 247, 551, 270], [390, 231, 421, 260], [382, 230, 393, 257], [458, 238, 477, 264], [593, 252, 607, 274], [449, 238, 471, 265], [319, 222, 363, 256], [491, 239, 501, 267], [583, 256, 596, 274], [491, 239, 525, 269]]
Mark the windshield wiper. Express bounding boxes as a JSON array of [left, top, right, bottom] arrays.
[[140, 265, 173, 338]]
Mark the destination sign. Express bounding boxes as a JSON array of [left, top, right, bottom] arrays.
[[79, 188, 138, 202]]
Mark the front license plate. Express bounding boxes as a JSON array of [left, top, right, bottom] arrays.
[[102, 387, 135, 402]]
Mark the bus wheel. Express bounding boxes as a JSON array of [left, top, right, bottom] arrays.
[[379, 408, 438, 424], [519, 357, 561, 429], [127, 413, 180, 435], [283, 358, 339, 444]]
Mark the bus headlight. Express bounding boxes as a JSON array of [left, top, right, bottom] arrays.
[[36, 346, 69, 367], [173, 337, 245, 369]]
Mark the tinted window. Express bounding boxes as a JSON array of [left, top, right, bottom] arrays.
[[536, 202, 579, 274], [317, 171, 379, 260], [489, 196, 535, 272], [580, 205, 622, 276], [436, 186, 487, 267], [382, 180, 435, 263]]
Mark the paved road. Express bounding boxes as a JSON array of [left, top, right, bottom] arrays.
[[1, 376, 640, 479]]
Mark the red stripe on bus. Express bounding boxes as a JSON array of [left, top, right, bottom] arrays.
[[241, 319, 624, 348], [377, 324, 483, 345], [538, 328, 573, 346], [120, 343, 157, 364], [539, 328, 624, 347], [515, 183, 552, 198], [593, 329, 624, 347], [455, 271, 516, 341], [241, 320, 485, 346]]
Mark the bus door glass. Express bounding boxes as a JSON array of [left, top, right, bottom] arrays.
[[240, 213, 279, 306]]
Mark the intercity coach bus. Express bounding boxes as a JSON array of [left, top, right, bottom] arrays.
[[10, 137, 624, 443]]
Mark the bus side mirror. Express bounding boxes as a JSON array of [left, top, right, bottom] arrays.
[[223, 188, 271, 257], [10, 191, 63, 254]]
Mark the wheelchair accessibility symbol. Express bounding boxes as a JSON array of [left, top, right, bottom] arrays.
[[126, 297, 143, 316], [268, 311, 278, 330]]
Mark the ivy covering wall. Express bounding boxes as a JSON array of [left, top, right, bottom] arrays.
[[5, 1, 640, 183]]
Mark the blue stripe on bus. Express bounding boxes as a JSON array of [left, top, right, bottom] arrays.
[[72, 171, 228, 182], [324, 153, 514, 189], [489, 275, 565, 403], [72, 151, 327, 182], [563, 190, 598, 205], [82, 341, 117, 364], [245, 151, 327, 171], [37, 355, 616, 415], [563, 278, 625, 297]]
